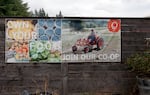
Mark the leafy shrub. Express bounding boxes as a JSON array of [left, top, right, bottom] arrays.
[[126, 53, 150, 76]]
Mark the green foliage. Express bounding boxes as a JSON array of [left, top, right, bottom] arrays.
[[126, 53, 150, 76], [31, 8, 49, 17], [0, 0, 30, 16], [85, 23, 96, 28], [70, 20, 84, 31]]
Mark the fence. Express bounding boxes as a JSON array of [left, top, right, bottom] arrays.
[[0, 18, 150, 95]]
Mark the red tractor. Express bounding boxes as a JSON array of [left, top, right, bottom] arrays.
[[72, 35, 104, 53]]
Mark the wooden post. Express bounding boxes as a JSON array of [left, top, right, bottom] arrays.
[[61, 63, 68, 95]]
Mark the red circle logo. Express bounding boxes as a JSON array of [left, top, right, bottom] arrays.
[[108, 19, 120, 32]]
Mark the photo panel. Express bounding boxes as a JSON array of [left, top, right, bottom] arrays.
[[5, 19, 62, 63], [62, 19, 121, 62]]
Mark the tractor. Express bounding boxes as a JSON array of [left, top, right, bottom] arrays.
[[72, 34, 104, 53]]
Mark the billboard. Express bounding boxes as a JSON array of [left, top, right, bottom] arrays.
[[62, 19, 121, 62], [5, 18, 121, 63], [5, 19, 61, 63]]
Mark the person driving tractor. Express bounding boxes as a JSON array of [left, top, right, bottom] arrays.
[[72, 29, 104, 53], [88, 29, 97, 44]]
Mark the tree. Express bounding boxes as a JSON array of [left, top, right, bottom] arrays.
[[0, 0, 30, 16], [31, 8, 49, 17], [70, 20, 84, 31], [56, 11, 63, 17]]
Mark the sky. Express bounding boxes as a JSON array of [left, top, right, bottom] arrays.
[[23, 0, 150, 17]]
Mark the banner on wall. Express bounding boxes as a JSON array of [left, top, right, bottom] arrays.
[[5, 19, 61, 63], [5, 18, 121, 63]]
